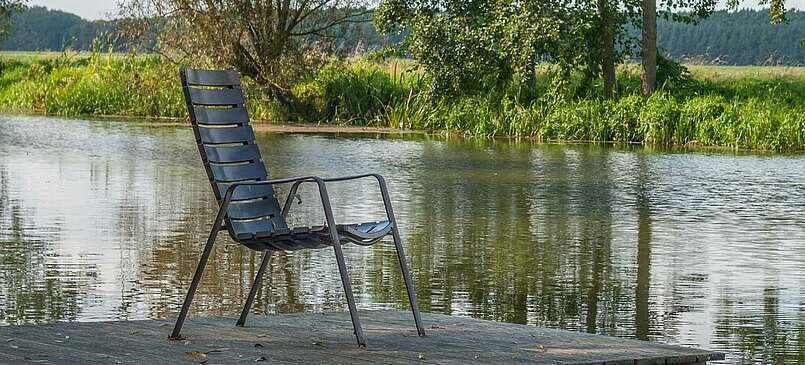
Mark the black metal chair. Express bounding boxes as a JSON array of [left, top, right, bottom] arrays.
[[169, 68, 425, 346]]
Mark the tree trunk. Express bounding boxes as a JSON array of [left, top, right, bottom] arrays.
[[598, 0, 617, 98], [641, 0, 657, 97]]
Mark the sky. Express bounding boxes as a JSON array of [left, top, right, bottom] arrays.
[[28, 0, 805, 20]]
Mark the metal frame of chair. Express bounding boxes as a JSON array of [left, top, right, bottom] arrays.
[[168, 68, 424, 347]]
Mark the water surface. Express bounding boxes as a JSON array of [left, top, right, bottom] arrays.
[[0, 115, 803, 364]]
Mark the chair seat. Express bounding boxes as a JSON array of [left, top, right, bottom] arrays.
[[236, 220, 392, 251]]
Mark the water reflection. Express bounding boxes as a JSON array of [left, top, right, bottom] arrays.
[[0, 158, 99, 323], [0, 115, 804, 364], [635, 156, 652, 341]]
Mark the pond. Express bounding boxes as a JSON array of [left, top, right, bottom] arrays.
[[0, 115, 803, 364]]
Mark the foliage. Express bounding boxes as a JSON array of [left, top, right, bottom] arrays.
[[727, 0, 788, 24], [656, 53, 695, 90], [374, 0, 596, 95], [0, 0, 24, 40], [119, 0, 372, 110]]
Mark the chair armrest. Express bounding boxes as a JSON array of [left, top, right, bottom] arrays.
[[282, 173, 396, 223], [321, 173, 383, 183], [220, 176, 321, 210]]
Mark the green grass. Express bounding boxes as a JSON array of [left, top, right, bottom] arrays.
[[688, 65, 805, 79], [0, 50, 136, 63], [0, 52, 803, 151]]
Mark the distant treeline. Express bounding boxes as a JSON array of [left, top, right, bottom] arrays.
[[0, 6, 121, 52], [1, 7, 803, 66], [658, 9, 805, 65]]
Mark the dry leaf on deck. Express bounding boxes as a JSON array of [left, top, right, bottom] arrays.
[[184, 351, 208, 364]]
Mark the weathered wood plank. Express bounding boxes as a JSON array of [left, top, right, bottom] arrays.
[[0, 310, 724, 365]]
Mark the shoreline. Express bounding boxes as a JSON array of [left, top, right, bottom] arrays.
[[0, 110, 424, 135], [0, 110, 798, 155]]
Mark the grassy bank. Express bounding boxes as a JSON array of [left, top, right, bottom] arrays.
[[0, 52, 804, 151], [297, 60, 805, 151]]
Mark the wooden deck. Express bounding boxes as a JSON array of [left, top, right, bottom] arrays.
[[0, 310, 723, 364]]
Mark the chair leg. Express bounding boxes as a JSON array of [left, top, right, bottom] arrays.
[[237, 250, 274, 327], [314, 178, 366, 347], [332, 239, 367, 347], [375, 175, 425, 336], [390, 224, 426, 337], [169, 220, 223, 340], [315, 179, 367, 347]]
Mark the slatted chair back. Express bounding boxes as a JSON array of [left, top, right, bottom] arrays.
[[180, 68, 287, 241]]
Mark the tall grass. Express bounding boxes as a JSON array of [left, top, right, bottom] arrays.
[[0, 52, 803, 151], [0, 52, 275, 120], [0, 53, 184, 117], [293, 60, 425, 124]]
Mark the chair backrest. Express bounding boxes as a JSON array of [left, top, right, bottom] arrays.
[[180, 68, 288, 240]]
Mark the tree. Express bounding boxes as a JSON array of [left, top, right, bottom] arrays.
[[374, 0, 596, 95], [727, 0, 787, 23], [119, 0, 371, 111], [598, 0, 618, 98], [0, 0, 25, 41], [641, 0, 657, 96], [586, 0, 639, 99], [638, 0, 725, 96]]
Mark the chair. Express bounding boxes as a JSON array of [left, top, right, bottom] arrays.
[[169, 68, 425, 346]]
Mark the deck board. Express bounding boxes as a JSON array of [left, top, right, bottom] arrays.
[[0, 310, 724, 364]]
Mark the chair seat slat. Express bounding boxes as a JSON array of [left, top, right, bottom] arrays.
[[184, 69, 240, 86], [210, 162, 267, 182], [227, 199, 283, 220], [188, 88, 245, 106], [198, 126, 255, 144], [230, 219, 275, 240], [205, 144, 261, 163], [216, 183, 276, 201], [194, 107, 249, 125], [234, 221, 391, 250]]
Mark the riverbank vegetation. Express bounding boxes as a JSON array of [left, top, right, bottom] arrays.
[[0, 1, 803, 151], [0, 51, 804, 151]]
